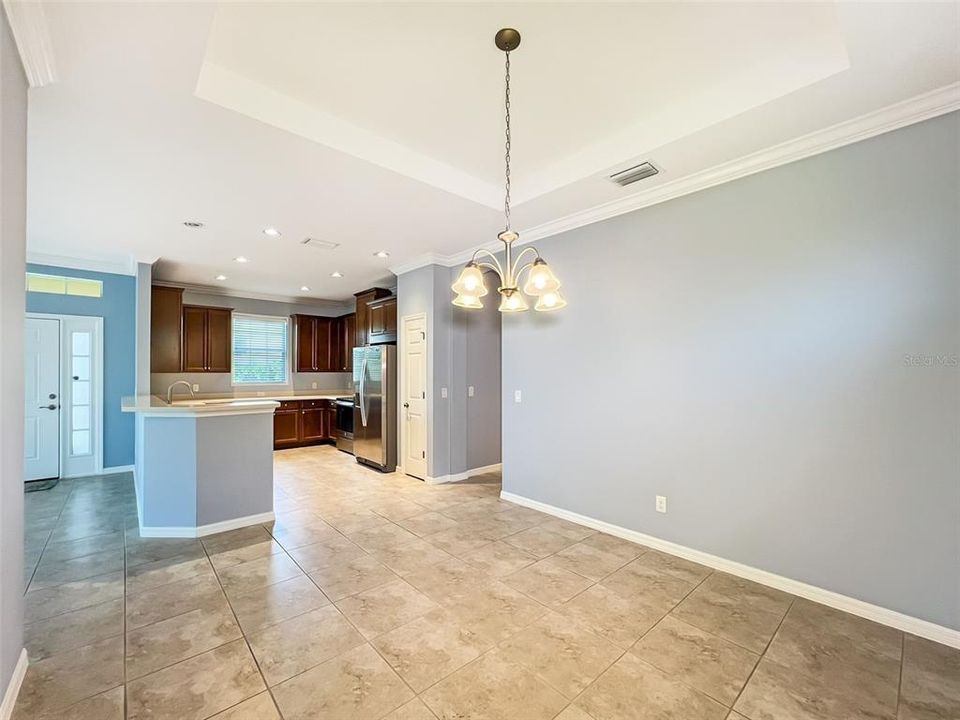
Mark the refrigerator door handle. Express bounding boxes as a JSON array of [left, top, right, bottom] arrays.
[[359, 355, 368, 427]]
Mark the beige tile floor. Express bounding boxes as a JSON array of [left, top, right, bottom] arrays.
[[14, 445, 960, 720]]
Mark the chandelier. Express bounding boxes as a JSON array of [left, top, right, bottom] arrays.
[[452, 28, 566, 313]]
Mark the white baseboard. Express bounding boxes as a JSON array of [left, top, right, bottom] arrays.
[[500, 490, 960, 650], [139, 511, 276, 538], [100, 464, 134, 475], [0, 649, 28, 720], [426, 463, 502, 485]]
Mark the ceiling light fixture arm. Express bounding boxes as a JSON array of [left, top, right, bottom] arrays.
[[470, 248, 505, 280], [509, 246, 541, 287]]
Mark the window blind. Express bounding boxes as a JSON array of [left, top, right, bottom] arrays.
[[232, 314, 288, 385]]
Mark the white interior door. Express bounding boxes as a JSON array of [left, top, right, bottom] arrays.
[[25, 318, 61, 481], [402, 315, 428, 480]]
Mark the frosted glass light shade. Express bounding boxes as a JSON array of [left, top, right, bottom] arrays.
[[453, 293, 483, 309], [522, 259, 561, 296], [498, 288, 529, 313], [451, 263, 488, 297], [534, 289, 567, 312]]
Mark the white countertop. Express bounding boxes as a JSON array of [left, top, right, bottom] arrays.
[[169, 390, 353, 402], [121, 395, 280, 416]]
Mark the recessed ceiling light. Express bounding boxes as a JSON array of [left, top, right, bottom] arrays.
[[215, 274, 227, 281], [263, 227, 281, 238], [183, 221, 204, 228], [233, 256, 248, 263], [374, 251, 390, 258], [300, 285, 310, 292], [331, 271, 343, 278]]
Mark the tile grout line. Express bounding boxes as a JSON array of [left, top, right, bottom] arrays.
[[726, 594, 798, 714], [895, 631, 905, 717], [201, 531, 287, 720]]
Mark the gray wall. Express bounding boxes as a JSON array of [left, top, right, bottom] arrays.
[[0, 5, 26, 694], [135, 262, 152, 395], [151, 288, 353, 396], [397, 265, 502, 478], [502, 112, 960, 630], [464, 271, 502, 470]]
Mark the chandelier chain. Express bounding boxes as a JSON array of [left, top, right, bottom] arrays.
[[504, 51, 512, 232]]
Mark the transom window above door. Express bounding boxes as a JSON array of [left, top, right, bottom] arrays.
[[232, 314, 289, 385]]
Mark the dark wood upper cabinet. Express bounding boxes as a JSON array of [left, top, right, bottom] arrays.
[[315, 317, 334, 371], [354, 288, 392, 348], [293, 314, 337, 372], [182, 305, 232, 373], [205, 308, 232, 372], [150, 286, 183, 373], [181, 306, 208, 372], [367, 296, 397, 344], [294, 314, 316, 372], [339, 313, 356, 371]]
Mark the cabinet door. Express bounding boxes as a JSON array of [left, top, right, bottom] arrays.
[[367, 298, 397, 344], [182, 306, 207, 372], [295, 315, 316, 372], [151, 286, 183, 373], [273, 410, 300, 448], [325, 406, 337, 439], [205, 308, 232, 372], [314, 318, 334, 372], [300, 407, 326, 442], [355, 293, 370, 348], [343, 314, 356, 371], [330, 317, 342, 374]]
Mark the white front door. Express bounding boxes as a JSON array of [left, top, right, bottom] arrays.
[[25, 318, 61, 481], [402, 314, 428, 480]]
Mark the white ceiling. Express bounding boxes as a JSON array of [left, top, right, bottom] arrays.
[[23, 2, 960, 301]]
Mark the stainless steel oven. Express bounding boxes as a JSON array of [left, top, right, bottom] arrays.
[[334, 397, 355, 454]]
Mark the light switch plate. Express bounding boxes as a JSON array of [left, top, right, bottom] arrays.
[[441, 387, 448, 399], [514, 390, 522, 403], [311, 382, 317, 389], [468, 386, 475, 397], [192, 384, 199, 392], [656, 495, 667, 513]]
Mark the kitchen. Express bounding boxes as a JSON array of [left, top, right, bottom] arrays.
[[122, 282, 401, 537]]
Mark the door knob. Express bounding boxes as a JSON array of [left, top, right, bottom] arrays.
[[403, 402, 409, 408], [39, 404, 58, 410]]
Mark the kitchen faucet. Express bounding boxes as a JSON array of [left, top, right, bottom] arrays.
[[166, 380, 195, 404]]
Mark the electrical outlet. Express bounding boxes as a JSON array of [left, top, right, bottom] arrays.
[[256, 391, 265, 397], [468, 386, 475, 397], [656, 495, 667, 514], [311, 382, 317, 389], [514, 390, 522, 404], [441, 387, 448, 399], [192, 384, 199, 392]]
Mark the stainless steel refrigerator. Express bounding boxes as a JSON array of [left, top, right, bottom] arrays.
[[352, 345, 397, 472]]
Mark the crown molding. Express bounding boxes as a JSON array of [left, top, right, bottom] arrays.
[[27, 251, 138, 276], [391, 82, 960, 276], [2, 1, 57, 87], [152, 279, 351, 311]]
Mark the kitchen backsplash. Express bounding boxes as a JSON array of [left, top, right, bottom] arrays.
[[151, 372, 353, 398]]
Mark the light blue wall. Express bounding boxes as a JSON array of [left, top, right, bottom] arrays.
[[26, 263, 136, 467]]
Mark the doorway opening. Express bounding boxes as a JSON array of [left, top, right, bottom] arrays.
[[24, 313, 104, 484]]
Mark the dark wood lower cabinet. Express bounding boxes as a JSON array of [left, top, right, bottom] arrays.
[[273, 399, 337, 449], [273, 408, 301, 448]]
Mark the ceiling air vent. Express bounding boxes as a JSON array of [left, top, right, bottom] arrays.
[[609, 162, 659, 187], [300, 238, 340, 251]]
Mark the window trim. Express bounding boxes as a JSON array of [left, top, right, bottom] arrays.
[[230, 312, 291, 387]]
